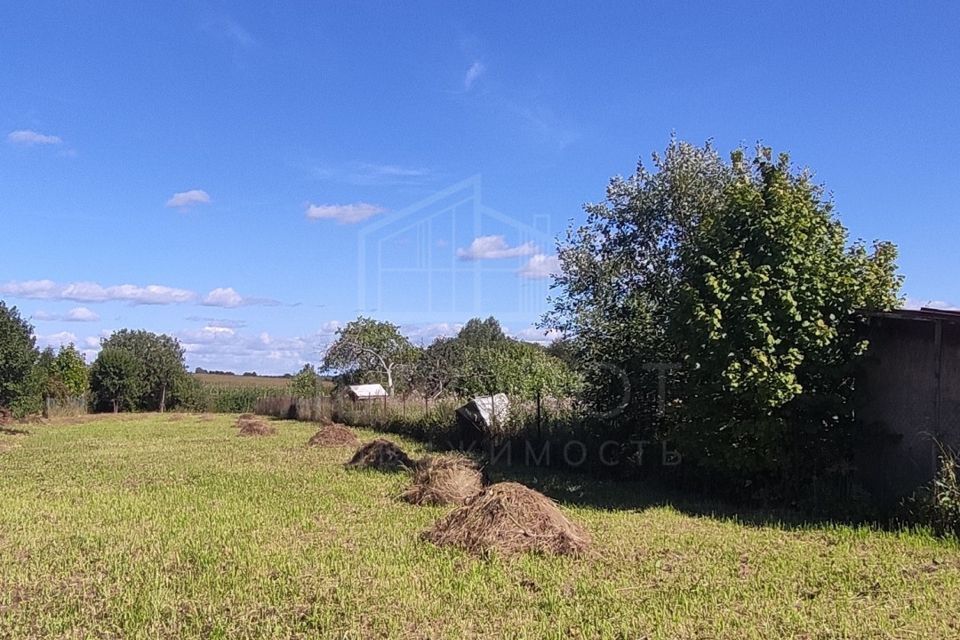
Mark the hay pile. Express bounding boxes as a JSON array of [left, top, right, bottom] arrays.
[[401, 455, 485, 506], [236, 416, 276, 436], [422, 482, 590, 556], [346, 439, 414, 471], [307, 424, 359, 448]]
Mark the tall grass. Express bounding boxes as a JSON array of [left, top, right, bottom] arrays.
[[179, 384, 289, 413]]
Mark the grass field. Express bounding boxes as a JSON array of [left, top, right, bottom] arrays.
[[2, 415, 959, 639]]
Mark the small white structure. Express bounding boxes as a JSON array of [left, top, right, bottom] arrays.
[[456, 393, 511, 438], [346, 383, 389, 401]]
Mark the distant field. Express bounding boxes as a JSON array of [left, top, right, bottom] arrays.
[[2, 414, 959, 638], [193, 372, 292, 389]]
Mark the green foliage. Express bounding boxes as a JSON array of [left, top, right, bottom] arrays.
[[36, 343, 88, 401], [412, 317, 577, 401], [670, 149, 901, 481], [0, 301, 39, 416], [548, 138, 730, 423], [290, 364, 322, 397], [456, 316, 507, 348], [98, 330, 187, 411], [456, 340, 577, 400], [89, 348, 143, 413], [901, 445, 960, 538], [323, 316, 419, 396], [548, 140, 902, 498]]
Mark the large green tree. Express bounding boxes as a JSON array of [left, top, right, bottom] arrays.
[[670, 149, 901, 479], [0, 301, 39, 414], [548, 139, 730, 422], [323, 317, 418, 396], [90, 347, 143, 413], [548, 140, 902, 493], [98, 330, 186, 411], [37, 343, 88, 401]]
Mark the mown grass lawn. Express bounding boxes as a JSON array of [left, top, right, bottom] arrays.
[[1, 414, 959, 639]]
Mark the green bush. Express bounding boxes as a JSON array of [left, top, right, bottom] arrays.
[[900, 445, 960, 538]]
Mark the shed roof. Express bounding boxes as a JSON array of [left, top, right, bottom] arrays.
[[347, 383, 388, 398], [863, 307, 960, 325]]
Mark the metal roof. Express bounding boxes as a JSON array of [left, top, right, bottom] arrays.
[[347, 383, 388, 398], [862, 307, 960, 324]]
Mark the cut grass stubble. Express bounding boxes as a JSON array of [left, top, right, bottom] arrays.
[[1, 413, 959, 639]]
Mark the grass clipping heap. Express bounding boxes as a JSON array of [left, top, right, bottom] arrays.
[[236, 415, 276, 436], [307, 424, 360, 448], [402, 455, 485, 506], [422, 482, 590, 556], [346, 438, 414, 471]]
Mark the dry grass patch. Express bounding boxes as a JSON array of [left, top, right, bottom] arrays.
[[402, 455, 485, 506], [422, 481, 591, 556], [307, 424, 359, 448], [237, 418, 276, 437], [346, 438, 414, 471]]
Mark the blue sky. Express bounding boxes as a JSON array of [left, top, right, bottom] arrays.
[[2, 1, 958, 374]]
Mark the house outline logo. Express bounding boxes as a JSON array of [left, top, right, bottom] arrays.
[[356, 175, 554, 322]]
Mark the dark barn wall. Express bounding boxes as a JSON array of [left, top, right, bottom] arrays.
[[856, 315, 960, 509]]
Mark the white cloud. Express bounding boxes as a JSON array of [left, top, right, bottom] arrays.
[[33, 306, 101, 322], [305, 202, 386, 224], [400, 322, 463, 344], [0, 280, 197, 304], [456, 235, 538, 261], [7, 129, 62, 146], [319, 320, 342, 335], [464, 62, 486, 90], [518, 254, 561, 279], [513, 325, 563, 345], [186, 316, 247, 329], [65, 306, 100, 322], [202, 287, 244, 308], [200, 287, 279, 308], [1, 279, 201, 306], [176, 326, 322, 375], [166, 189, 211, 209], [35, 331, 79, 350]]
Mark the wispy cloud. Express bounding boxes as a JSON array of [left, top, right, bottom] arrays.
[[201, 287, 279, 308], [220, 17, 254, 48], [1, 279, 277, 307], [166, 189, 211, 209], [33, 306, 101, 322], [508, 102, 579, 151], [457, 235, 538, 260], [312, 161, 435, 187], [517, 254, 561, 279], [0, 280, 196, 305], [7, 129, 62, 146], [186, 316, 248, 329], [305, 202, 386, 224], [464, 61, 486, 91]]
